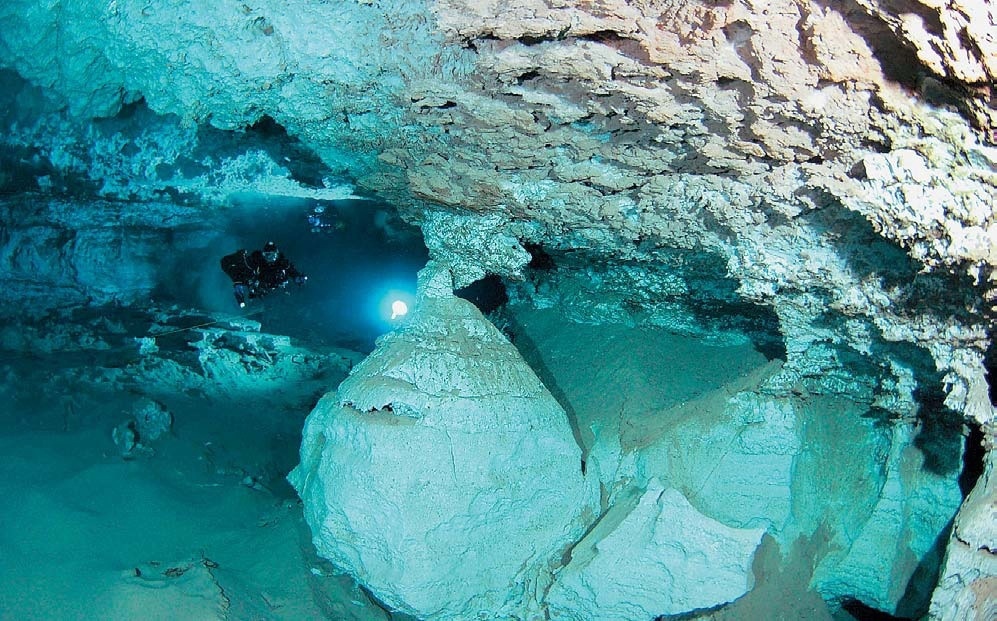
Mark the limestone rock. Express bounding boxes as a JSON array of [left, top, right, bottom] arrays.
[[112, 420, 139, 457], [131, 397, 173, 443], [290, 292, 595, 620], [930, 443, 997, 620], [811, 422, 965, 616], [421, 211, 532, 289], [0, 196, 211, 316], [656, 392, 801, 533], [546, 480, 765, 620], [853, 1, 996, 90]]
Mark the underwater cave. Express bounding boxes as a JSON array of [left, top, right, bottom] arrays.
[[0, 2, 995, 620]]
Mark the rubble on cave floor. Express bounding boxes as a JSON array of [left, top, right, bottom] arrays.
[[0, 303, 383, 621]]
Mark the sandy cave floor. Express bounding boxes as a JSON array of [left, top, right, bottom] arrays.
[[0, 310, 388, 621], [0, 301, 868, 620]]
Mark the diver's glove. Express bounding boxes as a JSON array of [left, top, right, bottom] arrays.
[[295, 275, 308, 285]]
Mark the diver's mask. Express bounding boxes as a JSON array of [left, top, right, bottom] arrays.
[[263, 251, 278, 263]]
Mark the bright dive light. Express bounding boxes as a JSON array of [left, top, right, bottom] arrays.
[[390, 299, 408, 320], [379, 289, 415, 324]]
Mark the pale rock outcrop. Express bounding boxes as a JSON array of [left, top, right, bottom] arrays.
[[0, 196, 214, 315], [639, 382, 961, 615], [131, 397, 173, 443], [545, 480, 765, 620], [0, 74, 360, 204], [0, 0, 473, 175], [289, 272, 595, 620], [420, 211, 532, 288], [568, 319, 963, 616], [636, 391, 802, 535], [930, 438, 997, 620], [854, 1, 995, 113], [186, 325, 342, 398], [811, 422, 965, 615]]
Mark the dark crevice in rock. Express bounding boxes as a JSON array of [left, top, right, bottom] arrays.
[[841, 598, 914, 620], [716, 76, 747, 89], [722, 20, 753, 49], [898, 268, 985, 321], [456, 274, 509, 315], [817, 0, 922, 89], [516, 70, 540, 85], [723, 20, 763, 87], [523, 242, 556, 270], [577, 31, 652, 65], [516, 27, 572, 46], [985, 338, 997, 407], [913, 383, 966, 478], [461, 34, 502, 53], [0, 146, 66, 196], [576, 30, 629, 45], [802, 198, 985, 324], [861, 135, 893, 154], [959, 421, 986, 498], [917, 75, 978, 117], [415, 99, 457, 110], [239, 114, 330, 188], [530, 110, 554, 132], [877, 0, 945, 39]]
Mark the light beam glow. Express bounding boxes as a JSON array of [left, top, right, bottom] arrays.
[[378, 288, 416, 325], [390, 299, 408, 320]]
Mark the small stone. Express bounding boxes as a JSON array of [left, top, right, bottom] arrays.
[[132, 398, 173, 443], [112, 420, 138, 456]]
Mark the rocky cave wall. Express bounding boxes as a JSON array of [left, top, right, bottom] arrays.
[[1, 0, 992, 418], [1, 0, 995, 619]]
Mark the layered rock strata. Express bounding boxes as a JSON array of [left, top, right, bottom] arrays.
[[1, 1, 992, 421], [0, 195, 215, 316]]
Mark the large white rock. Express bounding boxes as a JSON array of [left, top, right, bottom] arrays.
[[546, 479, 765, 620], [289, 289, 595, 620]]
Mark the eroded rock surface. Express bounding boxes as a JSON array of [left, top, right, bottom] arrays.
[[290, 278, 595, 620], [1, 2, 993, 418], [930, 443, 997, 620], [546, 481, 765, 620]]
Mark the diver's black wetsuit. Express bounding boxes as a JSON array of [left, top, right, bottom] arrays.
[[249, 250, 305, 293], [221, 246, 306, 307]]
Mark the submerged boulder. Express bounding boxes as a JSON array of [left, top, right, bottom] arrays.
[[546, 479, 765, 620], [290, 284, 595, 619]]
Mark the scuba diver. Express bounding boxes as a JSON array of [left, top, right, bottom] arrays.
[[307, 203, 344, 234], [220, 241, 307, 308]]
